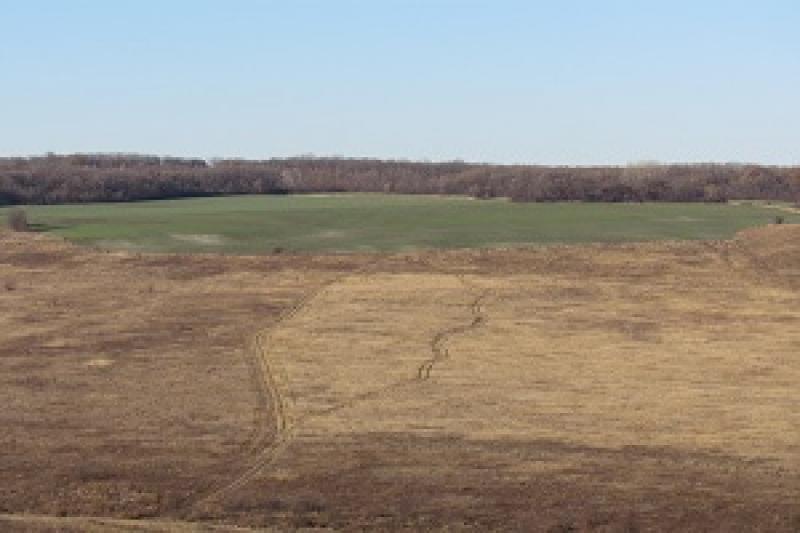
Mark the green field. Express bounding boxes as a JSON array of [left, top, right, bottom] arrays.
[[2, 194, 798, 253]]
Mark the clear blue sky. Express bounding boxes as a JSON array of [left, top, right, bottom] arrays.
[[1, 0, 798, 164]]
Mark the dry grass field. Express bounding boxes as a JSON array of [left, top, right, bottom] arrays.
[[1, 226, 799, 531]]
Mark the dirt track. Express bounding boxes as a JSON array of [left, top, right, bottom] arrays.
[[187, 259, 387, 511], [2, 227, 799, 531], [190, 265, 491, 513], [417, 276, 489, 381]]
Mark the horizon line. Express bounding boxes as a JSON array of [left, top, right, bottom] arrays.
[[2, 152, 798, 169]]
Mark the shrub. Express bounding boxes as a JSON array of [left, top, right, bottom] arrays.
[[7, 208, 29, 231]]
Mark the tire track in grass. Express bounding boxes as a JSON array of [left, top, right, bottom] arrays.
[[187, 265, 489, 512], [304, 272, 490, 424], [417, 275, 489, 381], [185, 258, 381, 513]]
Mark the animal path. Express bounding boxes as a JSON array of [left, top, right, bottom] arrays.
[[186, 267, 489, 512], [305, 274, 490, 421], [417, 275, 489, 380]]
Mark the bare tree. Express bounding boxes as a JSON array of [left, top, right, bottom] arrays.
[[1, 154, 799, 205]]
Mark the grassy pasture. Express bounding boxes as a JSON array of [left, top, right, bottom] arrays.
[[2, 194, 798, 253], [2, 227, 798, 530]]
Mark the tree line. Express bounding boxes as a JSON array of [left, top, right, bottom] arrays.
[[1, 153, 798, 205], [0, 154, 287, 205]]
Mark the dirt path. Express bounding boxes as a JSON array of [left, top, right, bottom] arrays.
[[304, 273, 491, 421], [188, 269, 490, 511], [418, 275, 489, 380], [185, 261, 381, 512]]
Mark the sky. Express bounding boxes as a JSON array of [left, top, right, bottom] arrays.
[[1, 0, 798, 164]]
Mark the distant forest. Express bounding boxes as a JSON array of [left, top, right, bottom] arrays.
[[1, 153, 799, 205]]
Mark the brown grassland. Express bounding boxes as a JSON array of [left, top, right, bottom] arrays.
[[1, 226, 798, 531]]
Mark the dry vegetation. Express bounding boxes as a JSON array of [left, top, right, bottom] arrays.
[[1, 226, 799, 531]]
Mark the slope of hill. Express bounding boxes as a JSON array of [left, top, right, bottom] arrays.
[[1, 227, 798, 531]]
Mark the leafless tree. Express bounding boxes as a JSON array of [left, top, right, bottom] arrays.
[[1, 154, 799, 205]]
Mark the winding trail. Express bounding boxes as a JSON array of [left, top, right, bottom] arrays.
[[185, 260, 381, 512], [186, 267, 489, 512], [418, 275, 489, 380], [306, 273, 490, 421]]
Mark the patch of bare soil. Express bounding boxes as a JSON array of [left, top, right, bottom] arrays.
[[2, 225, 799, 531]]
